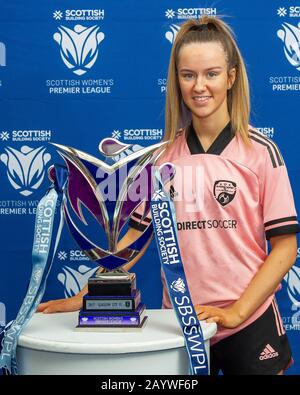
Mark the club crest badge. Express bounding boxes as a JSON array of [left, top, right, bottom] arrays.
[[213, 180, 237, 206]]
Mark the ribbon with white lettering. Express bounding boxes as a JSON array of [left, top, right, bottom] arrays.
[[150, 167, 209, 375], [0, 165, 68, 375]]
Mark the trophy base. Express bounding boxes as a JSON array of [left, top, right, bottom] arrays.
[[83, 290, 141, 311], [88, 271, 136, 296], [80, 269, 147, 332], [74, 316, 148, 332], [95, 268, 134, 280], [78, 303, 145, 326]]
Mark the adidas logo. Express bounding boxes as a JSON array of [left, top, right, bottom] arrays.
[[259, 344, 279, 360]]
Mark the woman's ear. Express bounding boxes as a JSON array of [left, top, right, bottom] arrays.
[[227, 67, 236, 90]]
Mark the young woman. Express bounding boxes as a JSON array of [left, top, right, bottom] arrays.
[[38, 16, 299, 375]]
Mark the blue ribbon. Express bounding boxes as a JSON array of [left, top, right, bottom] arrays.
[[150, 168, 209, 375], [0, 165, 68, 375]]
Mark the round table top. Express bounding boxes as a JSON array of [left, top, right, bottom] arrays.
[[18, 309, 217, 354]]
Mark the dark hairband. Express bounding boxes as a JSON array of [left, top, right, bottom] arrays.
[[189, 23, 217, 32]]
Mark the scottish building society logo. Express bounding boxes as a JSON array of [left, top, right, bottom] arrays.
[[53, 9, 105, 21], [0, 129, 52, 142], [54, 25, 105, 75], [0, 146, 51, 196], [277, 6, 300, 18], [277, 22, 300, 71], [165, 8, 216, 20], [57, 249, 90, 262], [112, 128, 163, 141]]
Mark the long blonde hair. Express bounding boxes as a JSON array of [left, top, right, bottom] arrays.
[[164, 16, 250, 144]]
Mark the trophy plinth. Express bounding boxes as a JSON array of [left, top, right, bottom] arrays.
[[77, 269, 147, 330]]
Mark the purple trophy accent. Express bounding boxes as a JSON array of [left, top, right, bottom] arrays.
[[116, 162, 154, 236], [159, 162, 176, 184], [99, 138, 131, 157], [61, 153, 107, 229], [115, 150, 176, 236], [48, 166, 56, 183]]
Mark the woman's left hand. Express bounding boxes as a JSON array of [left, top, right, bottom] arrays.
[[194, 304, 243, 329]]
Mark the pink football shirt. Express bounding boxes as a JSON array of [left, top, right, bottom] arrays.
[[129, 123, 299, 344]]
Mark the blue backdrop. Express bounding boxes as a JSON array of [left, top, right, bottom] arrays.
[[0, 0, 299, 374]]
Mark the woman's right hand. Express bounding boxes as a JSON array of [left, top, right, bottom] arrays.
[[37, 295, 83, 314]]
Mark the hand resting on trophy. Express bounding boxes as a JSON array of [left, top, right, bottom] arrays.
[[37, 227, 147, 314]]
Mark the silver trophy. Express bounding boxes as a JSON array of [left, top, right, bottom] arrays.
[[48, 138, 166, 329]]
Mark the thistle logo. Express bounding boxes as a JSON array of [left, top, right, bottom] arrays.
[[277, 22, 300, 71], [0, 146, 51, 196], [277, 7, 287, 17], [53, 10, 63, 20], [153, 189, 166, 201], [165, 24, 180, 44], [58, 251, 68, 261], [0, 42, 6, 67], [112, 130, 121, 139], [53, 24, 105, 76], [0, 131, 9, 141], [171, 278, 186, 293], [58, 265, 98, 297], [165, 9, 176, 19]]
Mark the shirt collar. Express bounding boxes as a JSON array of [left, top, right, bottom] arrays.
[[186, 122, 234, 155]]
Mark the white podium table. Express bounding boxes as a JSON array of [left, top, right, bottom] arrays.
[[17, 309, 217, 375]]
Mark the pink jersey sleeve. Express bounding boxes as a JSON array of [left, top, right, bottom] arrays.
[[260, 142, 299, 239]]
